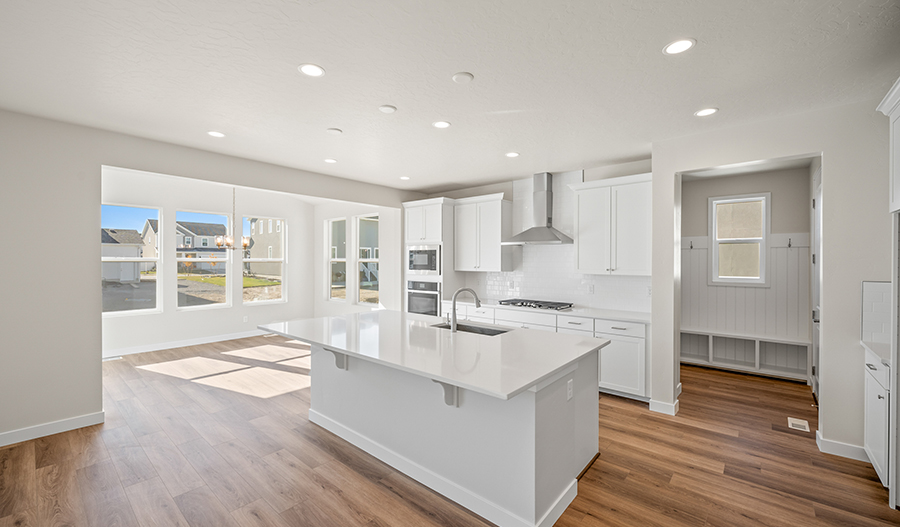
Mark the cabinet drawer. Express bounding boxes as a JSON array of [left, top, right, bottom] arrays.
[[865, 348, 890, 390], [557, 315, 594, 332], [557, 327, 594, 337], [595, 319, 645, 339], [467, 315, 494, 325], [466, 305, 495, 320], [495, 309, 557, 327], [495, 319, 556, 332]]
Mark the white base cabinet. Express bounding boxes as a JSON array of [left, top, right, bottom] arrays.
[[596, 333, 645, 397], [864, 345, 891, 487]]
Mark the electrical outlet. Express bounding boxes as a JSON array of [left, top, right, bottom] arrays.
[[243, 316, 249, 323], [587, 284, 595, 294], [567, 379, 573, 401], [647, 286, 652, 297]]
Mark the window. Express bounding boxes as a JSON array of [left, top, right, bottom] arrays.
[[176, 211, 229, 307], [709, 193, 770, 286], [268, 219, 273, 233], [328, 219, 347, 300], [201, 238, 208, 247], [243, 216, 284, 303], [358, 215, 379, 304], [276, 220, 281, 233], [101, 205, 159, 313]]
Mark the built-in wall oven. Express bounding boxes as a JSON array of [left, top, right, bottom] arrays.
[[408, 245, 440, 275], [407, 281, 441, 316]]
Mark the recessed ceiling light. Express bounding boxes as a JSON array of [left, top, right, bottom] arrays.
[[326, 128, 343, 135], [432, 121, 451, 129], [452, 72, 474, 84], [324, 158, 337, 163], [663, 39, 696, 55], [207, 131, 225, 138], [694, 108, 718, 117], [400, 176, 410, 180], [298, 64, 325, 77], [505, 152, 519, 158], [379, 105, 397, 114]]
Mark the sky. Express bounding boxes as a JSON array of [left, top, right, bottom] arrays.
[[101, 205, 228, 232]]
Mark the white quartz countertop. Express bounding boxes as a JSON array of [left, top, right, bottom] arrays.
[[445, 299, 652, 324], [260, 310, 609, 400], [862, 340, 891, 367]]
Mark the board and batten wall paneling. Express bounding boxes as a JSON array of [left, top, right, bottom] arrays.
[[681, 234, 810, 342]]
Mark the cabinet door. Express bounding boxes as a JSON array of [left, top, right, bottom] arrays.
[[406, 207, 424, 242], [575, 187, 611, 274], [454, 203, 479, 271], [422, 204, 443, 243], [596, 334, 645, 397], [611, 181, 652, 275], [864, 372, 889, 486], [477, 201, 502, 271]]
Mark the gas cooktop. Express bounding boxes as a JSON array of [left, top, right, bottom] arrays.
[[498, 299, 574, 311]]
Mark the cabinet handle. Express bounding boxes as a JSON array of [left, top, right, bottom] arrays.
[[866, 363, 878, 371], [878, 395, 885, 400], [611, 327, 627, 331], [605, 268, 610, 272], [521, 325, 527, 329], [567, 321, 582, 325]]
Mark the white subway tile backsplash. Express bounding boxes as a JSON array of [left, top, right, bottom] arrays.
[[464, 244, 651, 312]]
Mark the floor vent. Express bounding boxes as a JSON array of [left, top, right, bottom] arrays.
[[788, 418, 810, 432]]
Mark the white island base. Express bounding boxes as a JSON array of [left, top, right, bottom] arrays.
[[309, 344, 599, 527]]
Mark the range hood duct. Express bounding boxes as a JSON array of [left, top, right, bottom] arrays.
[[501, 173, 573, 245]]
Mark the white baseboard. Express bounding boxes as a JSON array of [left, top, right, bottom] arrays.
[[816, 430, 870, 462], [676, 382, 683, 397], [649, 398, 680, 416], [310, 409, 572, 527], [103, 329, 265, 358], [0, 411, 105, 448]]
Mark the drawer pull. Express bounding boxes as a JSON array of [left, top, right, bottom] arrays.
[[567, 321, 583, 325], [521, 325, 528, 329], [611, 327, 628, 331], [878, 394, 885, 400], [866, 363, 878, 371]]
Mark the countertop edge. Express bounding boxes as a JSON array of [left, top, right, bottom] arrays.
[[861, 340, 891, 367]]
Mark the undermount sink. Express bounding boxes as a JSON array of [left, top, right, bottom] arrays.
[[432, 322, 509, 336]]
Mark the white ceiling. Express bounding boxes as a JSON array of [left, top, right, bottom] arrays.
[[1, 1, 898, 193]]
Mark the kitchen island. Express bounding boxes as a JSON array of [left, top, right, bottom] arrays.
[[260, 310, 608, 527]]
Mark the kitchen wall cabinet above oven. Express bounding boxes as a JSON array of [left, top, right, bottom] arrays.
[[454, 194, 517, 272], [569, 173, 652, 276], [403, 197, 454, 244]]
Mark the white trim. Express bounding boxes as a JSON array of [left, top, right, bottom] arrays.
[[0, 411, 105, 448], [103, 329, 264, 358], [568, 172, 652, 191], [877, 75, 900, 116], [676, 382, 683, 397], [816, 430, 869, 462], [310, 409, 570, 527], [649, 398, 679, 415]]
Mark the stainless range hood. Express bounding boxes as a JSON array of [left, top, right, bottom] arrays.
[[501, 173, 573, 245]]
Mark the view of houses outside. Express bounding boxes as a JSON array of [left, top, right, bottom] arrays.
[[101, 205, 285, 312], [101, 205, 158, 313], [358, 215, 379, 304], [330, 219, 347, 300]]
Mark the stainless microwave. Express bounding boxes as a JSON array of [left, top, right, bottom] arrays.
[[408, 245, 440, 275]]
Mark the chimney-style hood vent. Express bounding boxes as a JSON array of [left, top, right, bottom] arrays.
[[501, 173, 573, 245]]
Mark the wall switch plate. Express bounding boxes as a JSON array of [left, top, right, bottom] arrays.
[[567, 379, 573, 401], [243, 316, 249, 323]]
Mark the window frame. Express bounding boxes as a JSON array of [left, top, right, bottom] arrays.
[[242, 216, 286, 305], [101, 204, 162, 317], [708, 192, 771, 287], [327, 217, 348, 302], [357, 214, 380, 305], [175, 211, 231, 310]]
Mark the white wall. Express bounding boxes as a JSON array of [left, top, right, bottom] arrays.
[[651, 98, 892, 449], [102, 166, 315, 356], [314, 201, 403, 318], [0, 108, 422, 445]]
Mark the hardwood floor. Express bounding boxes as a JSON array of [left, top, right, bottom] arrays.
[[1, 338, 898, 526]]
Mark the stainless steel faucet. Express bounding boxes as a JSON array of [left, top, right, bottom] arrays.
[[451, 288, 481, 332]]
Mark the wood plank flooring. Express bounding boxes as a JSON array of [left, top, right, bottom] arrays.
[[1, 337, 898, 526]]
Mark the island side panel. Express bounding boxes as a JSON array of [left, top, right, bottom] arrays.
[[534, 350, 599, 525], [308, 345, 540, 526]]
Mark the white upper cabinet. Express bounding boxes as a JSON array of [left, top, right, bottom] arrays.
[[570, 173, 652, 275], [454, 194, 515, 272], [404, 201, 444, 243], [877, 75, 900, 213]]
